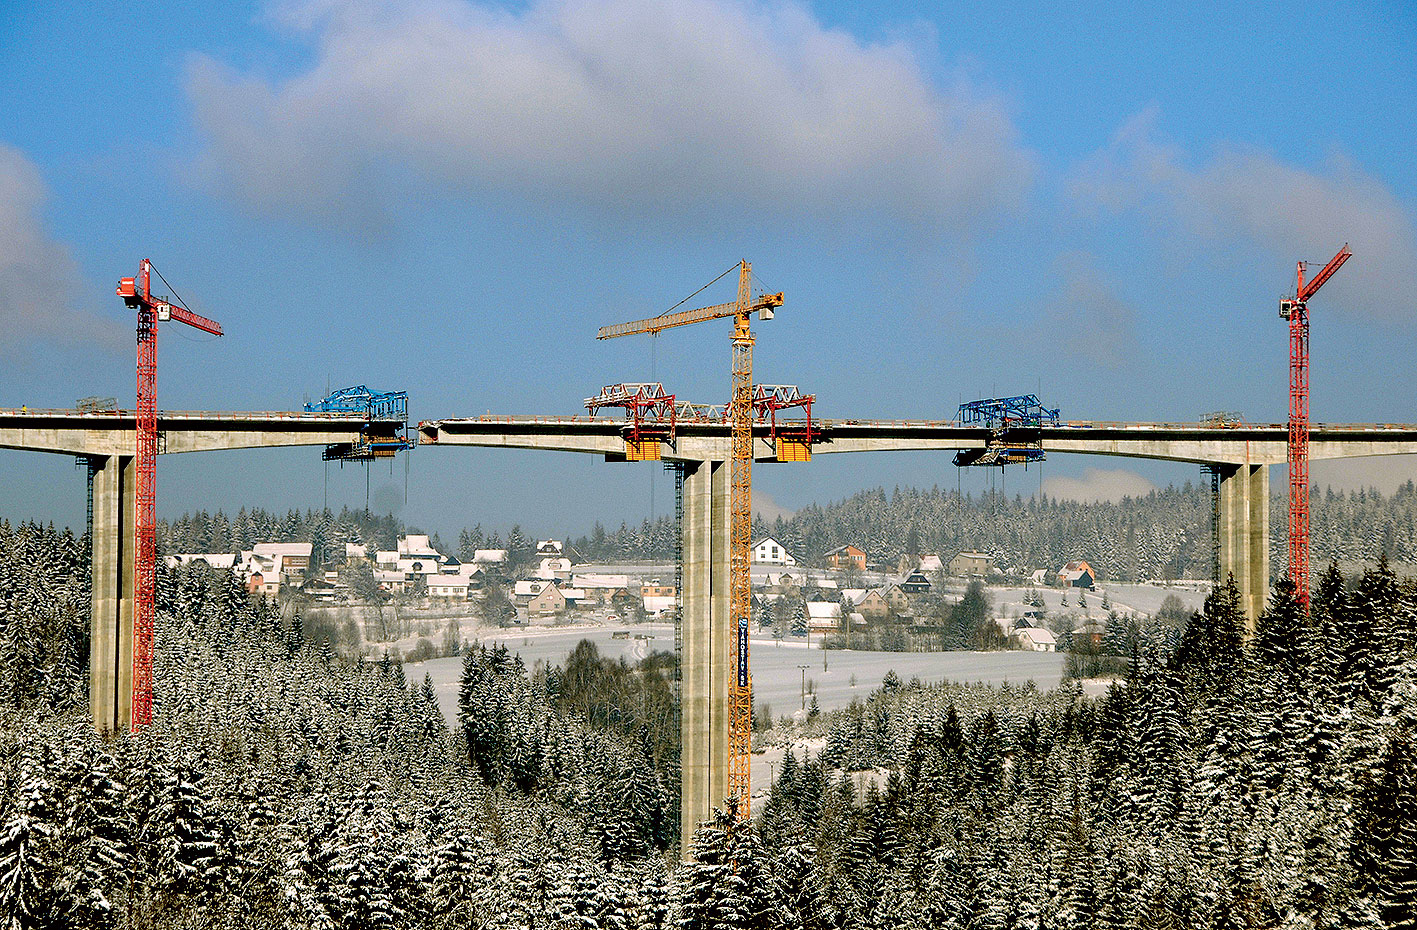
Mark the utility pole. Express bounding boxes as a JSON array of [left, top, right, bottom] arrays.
[[797, 664, 810, 710]]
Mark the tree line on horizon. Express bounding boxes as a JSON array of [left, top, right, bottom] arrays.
[[154, 480, 1417, 585]]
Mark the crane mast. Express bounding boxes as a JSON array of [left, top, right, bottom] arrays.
[[118, 260, 222, 728], [597, 261, 782, 818], [1278, 244, 1350, 610], [726, 263, 754, 813]]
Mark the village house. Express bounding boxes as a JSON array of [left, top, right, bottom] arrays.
[[806, 600, 842, 634], [851, 589, 889, 621], [1059, 560, 1097, 589], [571, 573, 633, 607], [949, 551, 993, 577], [751, 537, 797, 566], [823, 545, 867, 572], [1015, 627, 1057, 652], [164, 553, 237, 571], [900, 570, 932, 594], [426, 574, 471, 600], [240, 542, 314, 595], [641, 580, 676, 615], [525, 582, 567, 616], [534, 556, 573, 580], [879, 582, 911, 615]]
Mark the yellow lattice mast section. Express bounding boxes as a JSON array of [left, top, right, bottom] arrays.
[[727, 262, 755, 813], [597, 260, 782, 818]]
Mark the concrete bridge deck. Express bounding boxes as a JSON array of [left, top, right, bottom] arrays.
[[0, 408, 398, 456], [417, 415, 1417, 465]]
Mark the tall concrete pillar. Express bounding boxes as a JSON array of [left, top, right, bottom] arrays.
[[1217, 463, 1269, 628], [679, 460, 731, 855], [90, 455, 134, 733]]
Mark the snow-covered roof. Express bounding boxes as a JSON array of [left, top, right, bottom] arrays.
[[1019, 628, 1057, 645], [428, 575, 469, 590], [572, 573, 630, 588], [166, 553, 236, 570], [807, 601, 842, 619], [918, 555, 943, 572], [514, 579, 550, 597], [474, 549, 508, 563], [253, 542, 312, 558]]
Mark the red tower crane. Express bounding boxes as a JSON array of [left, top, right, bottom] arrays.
[[1278, 244, 1351, 610], [117, 260, 223, 728]]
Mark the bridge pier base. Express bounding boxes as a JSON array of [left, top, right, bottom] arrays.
[[679, 459, 730, 856], [1217, 463, 1268, 628], [89, 454, 134, 733]]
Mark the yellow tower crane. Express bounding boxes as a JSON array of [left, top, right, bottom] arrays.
[[598, 261, 783, 815]]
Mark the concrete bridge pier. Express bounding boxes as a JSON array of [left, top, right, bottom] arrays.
[[1217, 463, 1269, 627], [89, 454, 134, 733], [679, 459, 730, 853]]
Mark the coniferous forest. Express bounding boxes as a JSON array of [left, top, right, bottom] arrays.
[[3, 516, 1417, 928]]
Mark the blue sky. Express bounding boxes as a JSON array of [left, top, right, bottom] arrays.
[[2, 0, 1415, 540]]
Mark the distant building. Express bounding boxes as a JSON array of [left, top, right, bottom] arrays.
[[918, 554, 944, 573], [536, 540, 564, 555], [571, 573, 632, 606], [879, 583, 910, 615], [752, 537, 797, 566], [900, 570, 932, 594], [473, 549, 509, 565], [851, 589, 889, 621], [535, 556, 573, 580], [949, 551, 993, 577], [427, 575, 471, 600], [526, 582, 566, 616], [1059, 560, 1096, 589], [1016, 627, 1057, 652], [164, 553, 237, 571], [823, 545, 867, 572], [806, 600, 842, 633]]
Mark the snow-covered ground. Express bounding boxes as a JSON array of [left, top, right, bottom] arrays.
[[407, 626, 1066, 730], [988, 582, 1207, 624]]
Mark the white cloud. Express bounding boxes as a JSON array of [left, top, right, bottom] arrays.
[[186, 0, 1033, 230], [1311, 455, 1417, 496], [1044, 466, 1157, 504], [1043, 252, 1140, 368], [0, 144, 123, 362], [752, 489, 796, 521], [1069, 108, 1417, 318]]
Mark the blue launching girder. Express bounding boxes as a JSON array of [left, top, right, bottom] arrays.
[[953, 394, 1059, 468], [305, 385, 408, 421], [955, 394, 1060, 429], [305, 386, 413, 461]]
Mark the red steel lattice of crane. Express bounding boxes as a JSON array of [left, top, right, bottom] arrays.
[[1278, 244, 1350, 610], [118, 260, 222, 728]]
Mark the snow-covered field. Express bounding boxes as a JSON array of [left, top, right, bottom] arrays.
[[408, 625, 1067, 728]]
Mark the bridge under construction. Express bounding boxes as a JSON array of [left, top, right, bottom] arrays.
[[0, 248, 1386, 855], [7, 406, 1417, 849]]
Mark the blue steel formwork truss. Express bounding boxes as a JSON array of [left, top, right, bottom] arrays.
[[953, 394, 1060, 468], [305, 386, 414, 461]]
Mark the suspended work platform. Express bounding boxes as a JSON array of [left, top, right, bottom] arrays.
[[304, 386, 415, 461], [951, 394, 1060, 468]]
